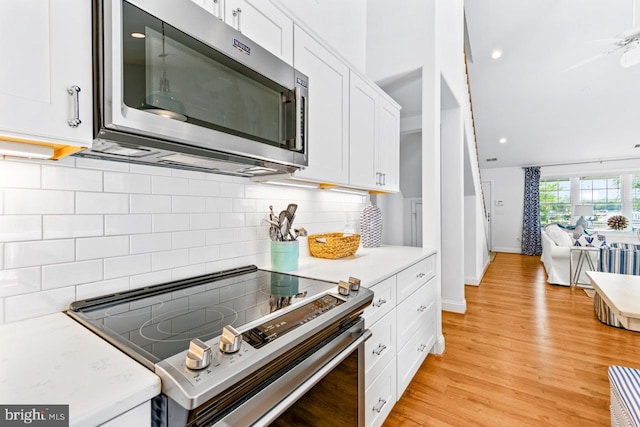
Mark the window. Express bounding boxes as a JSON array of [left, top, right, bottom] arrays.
[[539, 178, 571, 225], [579, 176, 621, 228], [633, 175, 640, 227]]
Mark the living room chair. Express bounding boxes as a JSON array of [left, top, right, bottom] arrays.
[[594, 246, 640, 328]]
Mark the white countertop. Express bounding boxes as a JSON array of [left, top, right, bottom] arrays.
[[0, 313, 160, 427], [263, 245, 437, 286]]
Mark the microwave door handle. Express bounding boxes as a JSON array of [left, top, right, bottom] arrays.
[[295, 86, 304, 151]]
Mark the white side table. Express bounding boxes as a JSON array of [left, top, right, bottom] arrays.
[[569, 246, 599, 290]]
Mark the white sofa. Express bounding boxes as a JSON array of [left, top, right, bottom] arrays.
[[541, 224, 600, 286]]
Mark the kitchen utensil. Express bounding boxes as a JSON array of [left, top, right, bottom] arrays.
[[285, 204, 298, 240], [294, 227, 308, 239]]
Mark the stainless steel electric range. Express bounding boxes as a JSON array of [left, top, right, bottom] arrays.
[[66, 265, 373, 426]]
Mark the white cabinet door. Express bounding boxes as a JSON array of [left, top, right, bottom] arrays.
[[225, 0, 294, 65], [349, 71, 377, 189], [0, 0, 92, 147], [377, 97, 400, 192], [190, 0, 225, 19], [293, 25, 349, 185], [365, 358, 397, 427]]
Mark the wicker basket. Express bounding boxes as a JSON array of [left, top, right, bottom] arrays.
[[308, 233, 360, 259]]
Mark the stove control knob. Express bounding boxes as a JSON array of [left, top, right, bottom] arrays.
[[338, 281, 350, 296], [219, 325, 242, 354], [185, 338, 212, 370], [348, 277, 361, 291]]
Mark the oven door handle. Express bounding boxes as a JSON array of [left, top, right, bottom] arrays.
[[257, 328, 372, 424]]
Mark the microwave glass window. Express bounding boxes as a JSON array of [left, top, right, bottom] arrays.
[[122, 2, 294, 148]]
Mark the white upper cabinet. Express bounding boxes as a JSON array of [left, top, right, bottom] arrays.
[[0, 0, 92, 150], [292, 25, 350, 184], [190, 0, 293, 65], [349, 72, 400, 192]]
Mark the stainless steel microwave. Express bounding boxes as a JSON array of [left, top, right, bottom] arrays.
[[80, 0, 308, 176]]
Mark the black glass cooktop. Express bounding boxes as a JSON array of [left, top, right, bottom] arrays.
[[67, 266, 339, 364]]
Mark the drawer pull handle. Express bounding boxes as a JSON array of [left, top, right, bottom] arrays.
[[418, 343, 427, 352], [372, 298, 387, 308], [417, 305, 427, 312], [415, 272, 426, 279], [372, 344, 387, 356], [372, 398, 387, 413]]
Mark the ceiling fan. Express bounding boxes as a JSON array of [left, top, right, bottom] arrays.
[[565, 0, 640, 71]]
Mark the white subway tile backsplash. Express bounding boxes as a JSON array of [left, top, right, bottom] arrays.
[[233, 198, 256, 213], [4, 189, 74, 214], [220, 213, 245, 228], [171, 264, 207, 281], [5, 287, 75, 323], [42, 165, 102, 191], [190, 213, 220, 230], [75, 157, 130, 172], [42, 260, 103, 290], [76, 192, 129, 214], [0, 267, 40, 297], [218, 182, 245, 198], [0, 244, 3, 269], [43, 215, 103, 239], [104, 172, 151, 194], [205, 197, 233, 213], [152, 249, 189, 271], [233, 227, 260, 242], [130, 163, 172, 176], [130, 270, 172, 289], [130, 194, 171, 213], [77, 236, 129, 261], [172, 196, 205, 213], [172, 231, 205, 249], [218, 242, 245, 259], [0, 299, 4, 324], [0, 160, 40, 188], [152, 214, 190, 232], [189, 180, 219, 197], [130, 233, 172, 254], [205, 259, 236, 274], [172, 169, 206, 180], [206, 228, 234, 245], [104, 254, 151, 279], [105, 214, 152, 235], [152, 176, 189, 195], [0, 216, 41, 241], [189, 245, 220, 265], [76, 277, 130, 300], [5, 240, 74, 269]]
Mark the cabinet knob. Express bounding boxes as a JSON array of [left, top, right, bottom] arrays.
[[417, 305, 427, 312], [372, 298, 387, 308], [418, 343, 427, 352]]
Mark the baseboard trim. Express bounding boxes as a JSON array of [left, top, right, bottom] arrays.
[[465, 276, 480, 286], [492, 247, 521, 254], [442, 298, 467, 313], [431, 334, 446, 355]]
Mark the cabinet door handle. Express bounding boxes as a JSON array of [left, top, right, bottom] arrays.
[[417, 305, 427, 312], [67, 85, 81, 128], [382, 173, 386, 186], [232, 8, 242, 31], [418, 343, 427, 352], [372, 398, 387, 413], [372, 344, 387, 356], [212, 0, 221, 19], [372, 298, 387, 308]]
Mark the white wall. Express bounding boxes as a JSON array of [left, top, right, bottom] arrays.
[[464, 195, 489, 285], [0, 157, 367, 324], [479, 167, 524, 253]]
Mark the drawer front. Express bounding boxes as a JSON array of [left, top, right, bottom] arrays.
[[397, 256, 435, 303], [365, 357, 397, 427], [363, 275, 396, 326], [365, 309, 396, 389], [397, 305, 437, 397], [396, 276, 435, 350]]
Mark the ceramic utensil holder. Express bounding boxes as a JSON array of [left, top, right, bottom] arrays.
[[271, 240, 299, 271]]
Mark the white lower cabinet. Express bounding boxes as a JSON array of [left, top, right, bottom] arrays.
[[100, 401, 151, 427], [365, 357, 397, 427], [362, 254, 437, 426]]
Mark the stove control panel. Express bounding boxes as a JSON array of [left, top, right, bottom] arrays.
[[185, 338, 212, 370], [219, 325, 242, 354]]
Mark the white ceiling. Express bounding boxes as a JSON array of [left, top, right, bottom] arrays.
[[464, 0, 640, 169]]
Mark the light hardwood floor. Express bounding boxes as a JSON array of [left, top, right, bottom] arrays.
[[384, 252, 640, 426]]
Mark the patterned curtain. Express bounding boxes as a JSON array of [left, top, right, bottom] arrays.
[[521, 167, 542, 256]]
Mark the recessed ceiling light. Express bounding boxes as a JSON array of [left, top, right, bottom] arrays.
[[131, 32, 146, 39], [499, 138, 507, 144], [486, 158, 498, 162], [491, 49, 502, 59]]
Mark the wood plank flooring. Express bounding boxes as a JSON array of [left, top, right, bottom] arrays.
[[384, 252, 640, 426]]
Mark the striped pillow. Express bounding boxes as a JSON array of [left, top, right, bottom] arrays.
[[608, 365, 640, 427], [611, 242, 640, 250], [598, 247, 640, 275]]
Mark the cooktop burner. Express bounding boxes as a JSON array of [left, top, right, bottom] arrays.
[[68, 267, 337, 364]]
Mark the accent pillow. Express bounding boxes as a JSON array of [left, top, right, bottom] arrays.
[[573, 232, 607, 247], [610, 242, 640, 250]]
